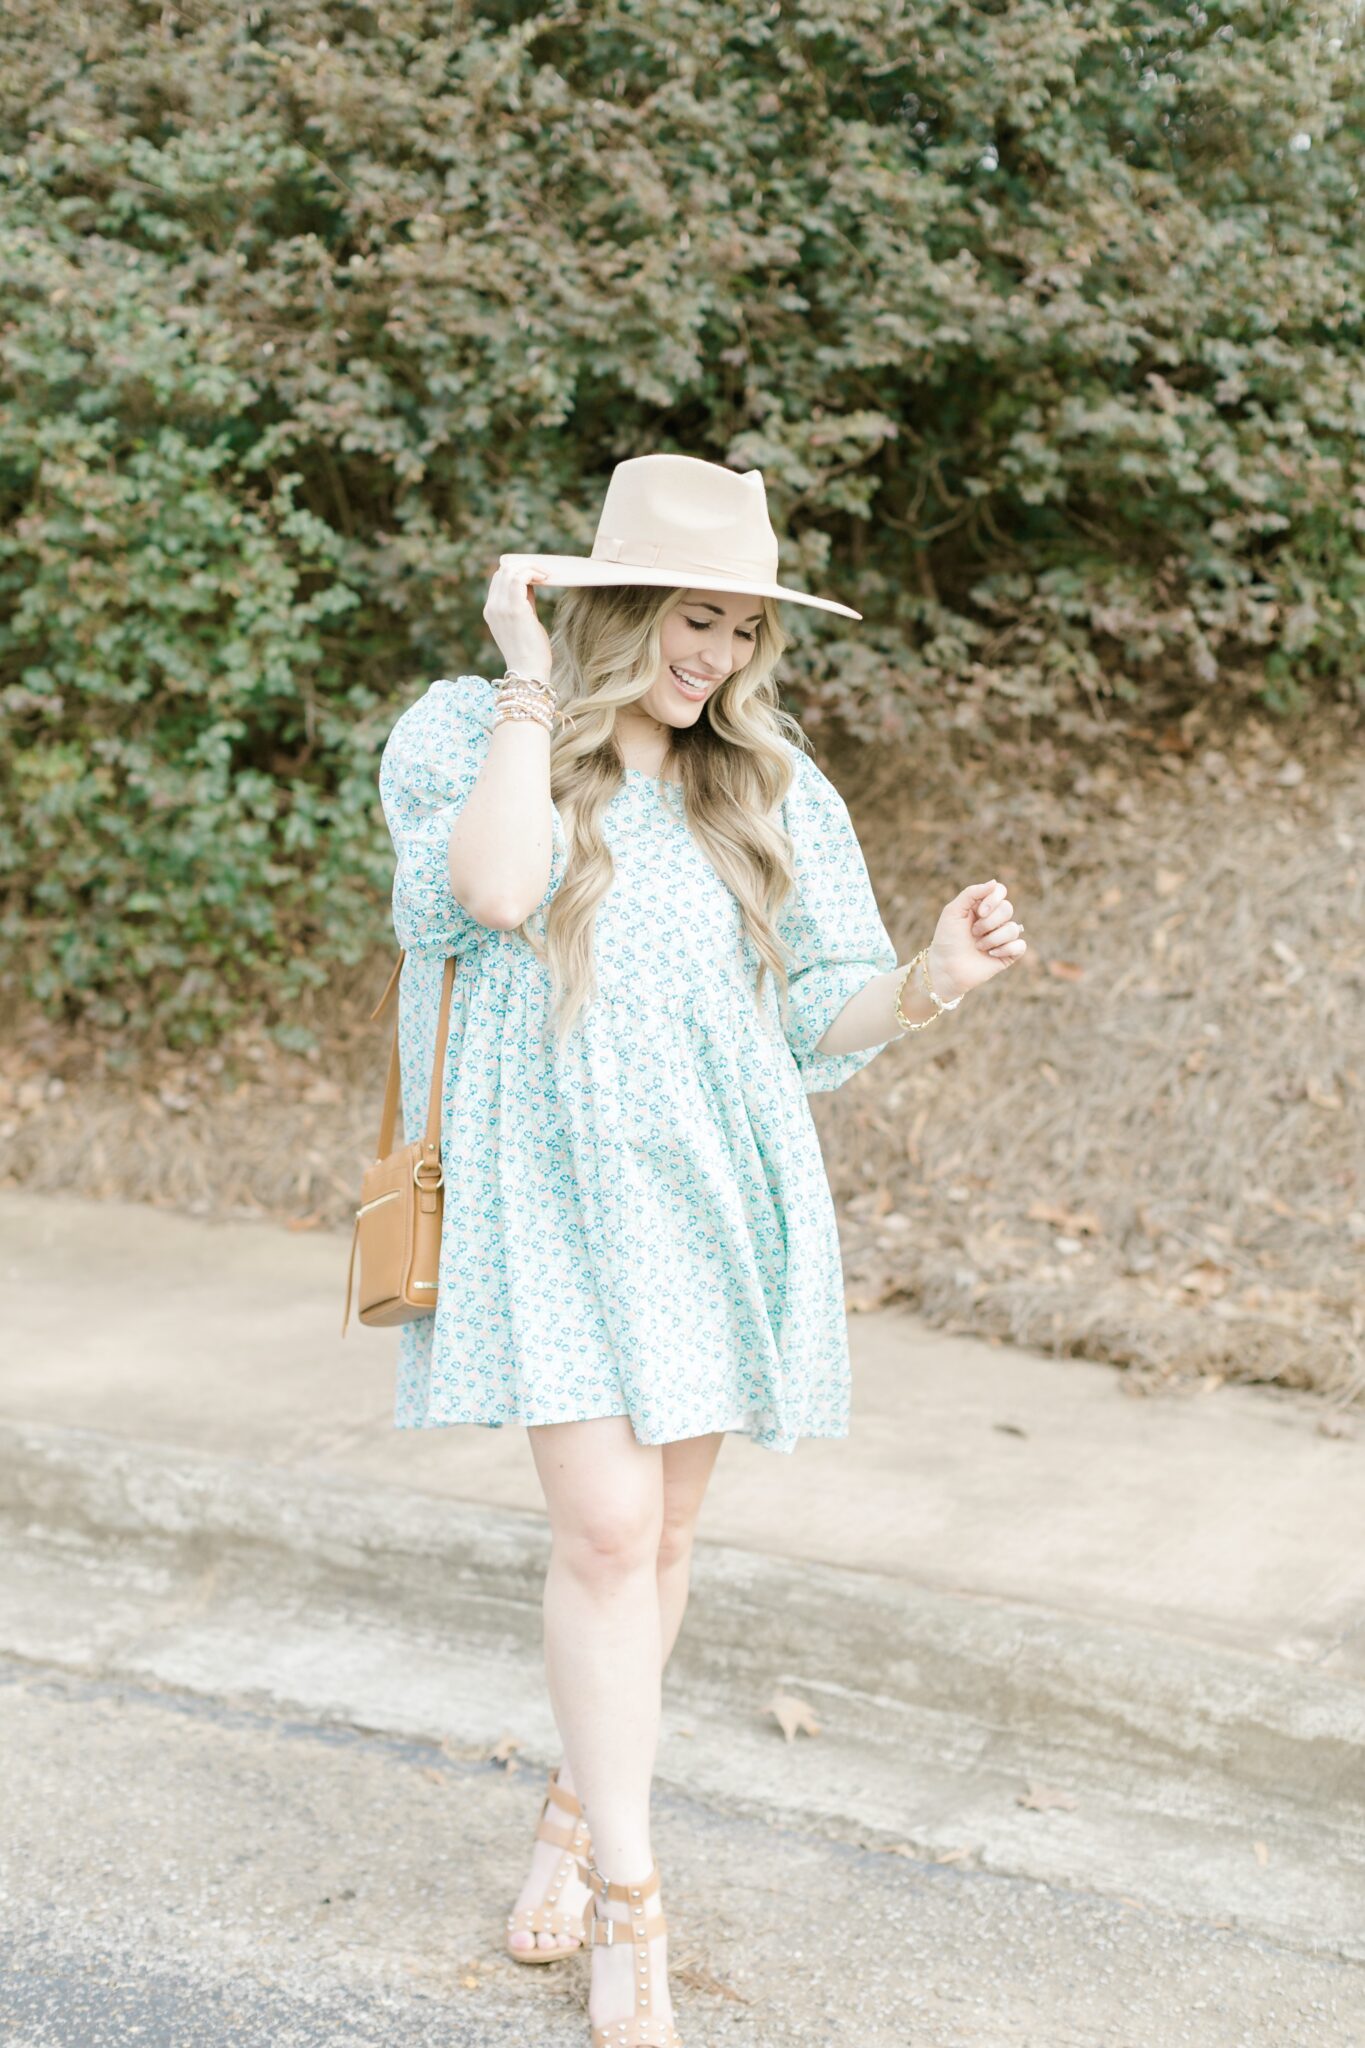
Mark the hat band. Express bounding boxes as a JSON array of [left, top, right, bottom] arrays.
[[593, 534, 779, 584]]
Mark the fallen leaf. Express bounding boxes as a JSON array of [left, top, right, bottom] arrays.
[[1026, 1199, 1102, 1236], [286, 1212, 323, 1232], [1178, 1260, 1230, 1298], [487, 1731, 522, 1770], [674, 1961, 754, 2003], [847, 1279, 901, 1313], [1253, 1840, 1270, 1866], [1016, 1781, 1078, 1812], [768, 1691, 821, 1742], [933, 1845, 976, 1865], [1045, 958, 1085, 981]]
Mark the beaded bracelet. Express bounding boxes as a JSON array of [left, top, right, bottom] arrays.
[[493, 698, 555, 732], [491, 669, 561, 734]]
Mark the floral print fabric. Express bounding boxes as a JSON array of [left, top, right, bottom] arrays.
[[377, 675, 900, 1454]]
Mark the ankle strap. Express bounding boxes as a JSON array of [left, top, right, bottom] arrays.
[[584, 1859, 667, 1945], [588, 1895, 667, 1945], [583, 1860, 660, 1907], [538, 1813, 590, 1853], [541, 1766, 584, 1819], [589, 1903, 667, 1945]]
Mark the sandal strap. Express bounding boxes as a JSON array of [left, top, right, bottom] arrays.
[[586, 1864, 666, 1945], [541, 1766, 583, 1818], [508, 1900, 587, 1935], [584, 1864, 677, 2043], [583, 1860, 661, 1906], [537, 1814, 590, 1852], [589, 1904, 667, 1944], [506, 1782, 593, 1956]]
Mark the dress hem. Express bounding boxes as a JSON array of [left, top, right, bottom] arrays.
[[393, 1401, 848, 1457]]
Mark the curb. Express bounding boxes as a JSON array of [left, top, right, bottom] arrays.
[[3, 1418, 1363, 1961]]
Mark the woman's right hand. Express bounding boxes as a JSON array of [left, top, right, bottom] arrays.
[[484, 558, 555, 686]]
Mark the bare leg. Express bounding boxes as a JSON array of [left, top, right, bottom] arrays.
[[507, 1425, 724, 2031], [655, 1428, 727, 1667], [527, 1415, 667, 2032]]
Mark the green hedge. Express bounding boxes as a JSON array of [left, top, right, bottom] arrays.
[[1, 0, 1361, 1046]]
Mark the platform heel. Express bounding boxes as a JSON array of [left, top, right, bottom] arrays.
[[582, 1858, 682, 2047], [504, 1766, 594, 1964]]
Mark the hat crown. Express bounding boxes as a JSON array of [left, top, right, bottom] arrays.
[[497, 449, 861, 617], [591, 454, 780, 587]]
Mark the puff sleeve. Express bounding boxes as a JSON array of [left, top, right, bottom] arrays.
[[378, 675, 568, 957], [775, 744, 900, 1093]]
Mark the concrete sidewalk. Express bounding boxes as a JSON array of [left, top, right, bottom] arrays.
[[2, 1192, 1362, 1673], [1, 1191, 1363, 1968]]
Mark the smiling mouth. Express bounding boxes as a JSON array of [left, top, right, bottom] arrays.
[[669, 664, 715, 698]]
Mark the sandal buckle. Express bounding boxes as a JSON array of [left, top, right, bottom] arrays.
[[585, 1858, 614, 1943]]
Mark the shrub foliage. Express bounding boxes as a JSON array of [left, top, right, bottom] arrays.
[[1, 0, 1361, 1043]]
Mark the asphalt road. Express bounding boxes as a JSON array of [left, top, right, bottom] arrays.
[[3, 1659, 1360, 2048]]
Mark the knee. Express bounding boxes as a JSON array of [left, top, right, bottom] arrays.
[[655, 1514, 697, 1572], [556, 1501, 662, 1589]]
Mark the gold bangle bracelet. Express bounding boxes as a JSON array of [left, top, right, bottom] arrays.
[[893, 951, 936, 1033], [497, 679, 556, 704], [893, 947, 962, 1032]]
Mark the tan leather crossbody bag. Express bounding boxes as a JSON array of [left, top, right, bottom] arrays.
[[342, 949, 458, 1335]]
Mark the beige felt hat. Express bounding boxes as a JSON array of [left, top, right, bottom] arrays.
[[499, 453, 861, 621]]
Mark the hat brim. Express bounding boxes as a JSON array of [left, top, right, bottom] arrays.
[[498, 553, 862, 622]]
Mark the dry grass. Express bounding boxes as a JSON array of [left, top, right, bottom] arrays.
[[817, 700, 1364, 1411], [3, 701, 1361, 1411]]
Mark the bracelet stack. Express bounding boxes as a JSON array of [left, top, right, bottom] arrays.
[[491, 670, 575, 735], [893, 947, 964, 1033]]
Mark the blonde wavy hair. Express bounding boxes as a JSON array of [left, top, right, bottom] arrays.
[[509, 582, 812, 1048]]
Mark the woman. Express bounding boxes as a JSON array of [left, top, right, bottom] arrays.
[[377, 453, 1026, 2048]]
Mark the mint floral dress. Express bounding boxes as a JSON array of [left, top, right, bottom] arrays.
[[378, 675, 900, 1456]]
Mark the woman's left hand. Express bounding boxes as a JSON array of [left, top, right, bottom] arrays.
[[925, 879, 1027, 1005]]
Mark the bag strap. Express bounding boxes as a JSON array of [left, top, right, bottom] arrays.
[[420, 954, 458, 1170], [342, 949, 459, 1340], [371, 949, 459, 1163]]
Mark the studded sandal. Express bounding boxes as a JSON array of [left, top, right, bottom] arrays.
[[582, 1858, 683, 2048], [504, 1766, 594, 1965]]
